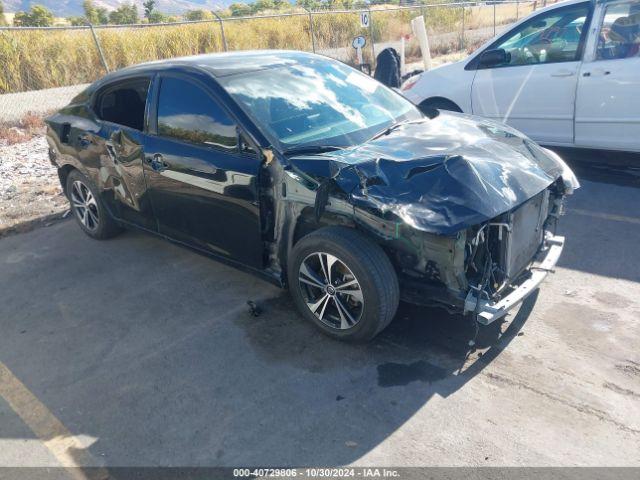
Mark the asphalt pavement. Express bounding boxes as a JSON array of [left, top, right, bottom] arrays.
[[0, 153, 639, 468]]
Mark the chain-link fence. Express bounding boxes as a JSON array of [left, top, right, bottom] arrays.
[[0, 0, 555, 122]]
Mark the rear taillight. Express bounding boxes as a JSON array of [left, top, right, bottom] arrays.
[[401, 77, 419, 91]]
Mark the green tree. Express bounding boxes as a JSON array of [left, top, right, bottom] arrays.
[[184, 9, 213, 21], [96, 7, 108, 24], [77, 1, 108, 25], [13, 5, 54, 27], [229, 3, 252, 17], [82, 0, 97, 23], [143, 0, 156, 19], [252, 0, 275, 13], [296, 0, 320, 10], [0, 1, 6, 26], [148, 10, 168, 23], [68, 16, 85, 26], [108, 3, 139, 24]]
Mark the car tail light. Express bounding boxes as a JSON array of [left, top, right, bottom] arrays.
[[401, 76, 419, 91]]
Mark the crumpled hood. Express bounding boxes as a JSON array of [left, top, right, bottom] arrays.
[[289, 112, 567, 235]]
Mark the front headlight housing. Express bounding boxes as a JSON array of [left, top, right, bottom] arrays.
[[543, 147, 580, 194]]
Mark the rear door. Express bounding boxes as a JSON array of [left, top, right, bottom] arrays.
[[471, 2, 591, 144], [142, 74, 264, 268], [575, 0, 640, 151], [90, 77, 157, 231]]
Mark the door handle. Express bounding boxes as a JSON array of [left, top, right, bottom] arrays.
[[147, 153, 169, 172], [582, 70, 611, 77], [550, 70, 575, 77]]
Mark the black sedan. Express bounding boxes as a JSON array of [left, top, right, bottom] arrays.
[[46, 51, 579, 342]]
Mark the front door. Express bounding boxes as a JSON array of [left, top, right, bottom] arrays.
[[143, 74, 264, 268], [575, 0, 640, 151], [471, 2, 591, 144]]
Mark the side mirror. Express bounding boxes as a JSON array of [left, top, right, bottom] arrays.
[[478, 48, 510, 68]]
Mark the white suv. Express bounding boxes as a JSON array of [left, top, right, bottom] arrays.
[[402, 0, 640, 153]]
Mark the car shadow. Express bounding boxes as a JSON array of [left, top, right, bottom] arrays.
[[245, 290, 537, 392], [201, 289, 538, 466], [542, 147, 640, 284], [548, 147, 640, 189], [0, 212, 532, 469]]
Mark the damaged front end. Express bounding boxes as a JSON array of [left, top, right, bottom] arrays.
[[275, 113, 578, 323], [461, 187, 566, 324]]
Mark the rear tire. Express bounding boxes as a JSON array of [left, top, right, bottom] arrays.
[[66, 170, 122, 240], [288, 226, 399, 342]]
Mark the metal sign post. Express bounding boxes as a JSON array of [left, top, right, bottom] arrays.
[[88, 23, 109, 73], [352, 35, 366, 67], [359, 11, 370, 29], [360, 9, 375, 63]]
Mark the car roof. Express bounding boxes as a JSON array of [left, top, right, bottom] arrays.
[[96, 50, 322, 85]]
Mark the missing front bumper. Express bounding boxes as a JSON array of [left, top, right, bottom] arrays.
[[463, 234, 565, 325]]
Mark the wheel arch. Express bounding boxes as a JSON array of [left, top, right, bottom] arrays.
[[419, 96, 463, 113], [284, 207, 396, 287], [291, 207, 356, 247], [57, 164, 78, 197]]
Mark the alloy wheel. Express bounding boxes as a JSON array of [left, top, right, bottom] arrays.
[[298, 252, 364, 330], [70, 180, 100, 232]]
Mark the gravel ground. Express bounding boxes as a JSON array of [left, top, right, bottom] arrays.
[[0, 135, 68, 236]]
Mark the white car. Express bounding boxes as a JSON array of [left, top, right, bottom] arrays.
[[402, 0, 640, 153]]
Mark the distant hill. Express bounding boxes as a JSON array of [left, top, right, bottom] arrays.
[[2, 1, 239, 17]]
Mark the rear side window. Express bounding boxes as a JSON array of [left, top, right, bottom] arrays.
[[596, 1, 640, 60], [157, 77, 238, 151], [96, 79, 150, 131]]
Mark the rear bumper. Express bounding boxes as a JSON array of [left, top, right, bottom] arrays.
[[463, 234, 564, 325]]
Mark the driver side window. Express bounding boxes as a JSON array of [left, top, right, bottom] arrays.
[[487, 3, 589, 67]]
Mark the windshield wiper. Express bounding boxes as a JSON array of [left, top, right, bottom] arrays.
[[368, 118, 425, 142], [282, 145, 344, 156]]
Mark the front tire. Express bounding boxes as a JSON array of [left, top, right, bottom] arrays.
[[66, 170, 122, 240], [288, 226, 399, 342]]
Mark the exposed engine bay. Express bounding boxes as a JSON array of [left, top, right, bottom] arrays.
[[263, 112, 579, 324]]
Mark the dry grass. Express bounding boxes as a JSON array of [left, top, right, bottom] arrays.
[[0, 3, 541, 94], [19, 112, 45, 129], [0, 111, 47, 144]]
